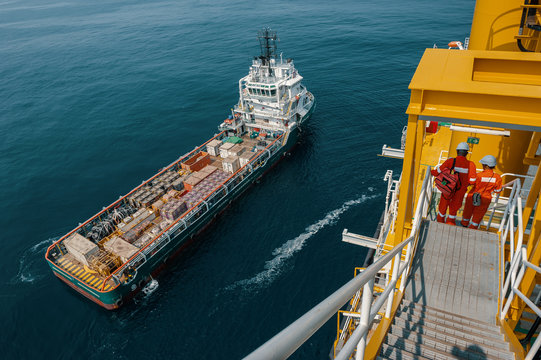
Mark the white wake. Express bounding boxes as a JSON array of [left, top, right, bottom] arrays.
[[227, 194, 376, 292], [11, 237, 58, 284], [142, 279, 159, 297]]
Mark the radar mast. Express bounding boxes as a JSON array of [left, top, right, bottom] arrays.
[[257, 28, 278, 74]]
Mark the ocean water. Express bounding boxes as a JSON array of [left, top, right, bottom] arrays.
[[0, 0, 474, 358]]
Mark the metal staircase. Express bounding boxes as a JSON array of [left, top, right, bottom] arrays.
[[243, 172, 536, 360], [378, 299, 514, 360]]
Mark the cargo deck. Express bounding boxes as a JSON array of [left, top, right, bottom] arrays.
[[47, 131, 283, 291]]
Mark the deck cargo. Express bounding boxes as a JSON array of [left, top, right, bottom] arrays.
[[64, 233, 99, 266], [206, 139, 222, 156], [181, 152, 211, 172], [219, 142, 235, 158], [222, 156, 240, 173], [240, 151, 256, 167], [104, 236, 140, 263], [161, 198, 188, 221], [183, 174, 203, 191], [229, 144, 245, 157]]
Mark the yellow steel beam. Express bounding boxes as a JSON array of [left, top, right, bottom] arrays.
[[413, 120, 426, 199], [524, 132, 541, 166], [407, 49, 541, 131], [499, 317, 526, 360], [526, 165, 541, 257], [393, 115, 419, 246]]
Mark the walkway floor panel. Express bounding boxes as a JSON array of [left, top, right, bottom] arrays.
[[404, 220, 499, 325]]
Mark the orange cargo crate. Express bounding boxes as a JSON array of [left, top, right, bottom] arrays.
[[183, 175, 203, 191], [180, 151, 210, 171], [181, 152, 211, 172]]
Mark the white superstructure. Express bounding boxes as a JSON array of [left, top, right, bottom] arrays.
[[219, 29, 315, 136]]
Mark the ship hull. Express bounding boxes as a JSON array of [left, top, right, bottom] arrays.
[[48, 104, 314, 309]]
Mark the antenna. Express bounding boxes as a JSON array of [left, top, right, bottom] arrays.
[[257, 28, 278, 70]]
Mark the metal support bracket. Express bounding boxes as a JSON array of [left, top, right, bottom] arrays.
[[342, 229, 378, 249], [380, 145, 404, 159]]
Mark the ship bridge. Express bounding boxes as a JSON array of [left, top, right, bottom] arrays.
[[243, 7, 541, 359]]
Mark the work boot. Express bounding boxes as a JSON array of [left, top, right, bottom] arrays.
[[437, 213, 445, 223], [461, 219, 469, 227], [446, 219, 456, 226]]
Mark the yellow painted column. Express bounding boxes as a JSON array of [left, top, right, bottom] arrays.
[[393, 115, 419, 246], [524, 132, 541, 166], [525, 165, 541, 257], [413, 120, 426, 200]]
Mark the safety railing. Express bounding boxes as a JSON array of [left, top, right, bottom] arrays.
[[497, 178, 541, 359], [243, 169, 434, 360], [486, 173, 532, 230], [333, 268, 388, 358], [500, 245, 541, 360], [376, 171, 401, 256]]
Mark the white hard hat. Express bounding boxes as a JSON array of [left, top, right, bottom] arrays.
[[480, 155, 497, 167], [456, 142, 469, 151]]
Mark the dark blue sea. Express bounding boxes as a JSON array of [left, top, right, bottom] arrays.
[[1, 1, 474, 358]]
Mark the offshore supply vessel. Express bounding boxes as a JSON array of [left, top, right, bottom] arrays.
[[45, 29, 315, 309], [244, 1, 541, 360]]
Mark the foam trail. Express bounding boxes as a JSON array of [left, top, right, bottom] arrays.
[[11, 237, 58, 284], [142, 279, 159, 297], [227, 194, 376, 292]]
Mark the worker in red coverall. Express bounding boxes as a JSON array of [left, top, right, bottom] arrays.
[[461, 155, 502, 229], [431, 142, 476, 225]]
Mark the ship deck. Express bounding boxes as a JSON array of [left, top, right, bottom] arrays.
[[49, 131, 280, 293], [55, 253, 115, 291], [404, 220, 499, 324]]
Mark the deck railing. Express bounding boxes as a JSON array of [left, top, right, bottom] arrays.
[[497, 179, 541, 360], [243, 169, 434, 360], [485, 173, 532, 230], [376, 170, 401, 256]]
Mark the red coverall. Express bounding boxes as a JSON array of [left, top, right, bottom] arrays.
[[431, 156, 476, 225], [461, 169, 502, 229]]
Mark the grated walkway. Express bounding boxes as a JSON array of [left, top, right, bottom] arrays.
[[405, 220, 499, 325]]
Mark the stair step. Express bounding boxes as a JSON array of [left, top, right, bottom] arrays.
[[378, 343, 431, 360], [397, 306, 502, 337], [384, 332, 513, 360], [390, 323, 510, 353], [393, 312, 505, 342], [400, 299, 497, 330]]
